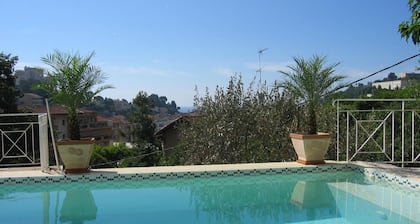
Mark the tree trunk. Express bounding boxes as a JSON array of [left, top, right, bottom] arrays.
[[68, 109, 80, 140], [307, 105, 317, 134]]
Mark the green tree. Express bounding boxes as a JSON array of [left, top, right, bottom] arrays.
[[129, 91, 160, 166], [86, 96, 116, 117], [399, 0, 420, 45], [148, 93, 179, 114], [91, 143, 134, 168], [16, 78, 47, 97], [91, 143, 163, 168], [278, 55, 345, 134], [342, 84, 372, 98], [159, 96, 167, 106], [131, 91, 156, 143], [387, 72, 398, 81], [405, 80, 420, 98], [0, 53, 20, 113], [39, 50, 113, 140]]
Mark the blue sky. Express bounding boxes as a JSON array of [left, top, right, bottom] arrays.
[[2, 0, 418, 107]]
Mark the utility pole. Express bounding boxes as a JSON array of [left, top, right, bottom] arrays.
[[257, 48, 268, 83]]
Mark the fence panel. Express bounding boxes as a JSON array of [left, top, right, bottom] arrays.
[[335, 99, 419, 166], [0, 113, 49, 169]]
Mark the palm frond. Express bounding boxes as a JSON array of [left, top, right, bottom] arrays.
[[278, 55, 345, 134], [39, 50, 113, 139]]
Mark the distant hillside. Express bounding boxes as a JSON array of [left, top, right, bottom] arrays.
[[84, 93, 180, 117], [342, 83, 372, 98], [148, 94, 179, 115], [340, 72, 419, 98]]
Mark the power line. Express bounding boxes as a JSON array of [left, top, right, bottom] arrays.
[[90, 144, 190, 168], [327, 53, 420, 95]]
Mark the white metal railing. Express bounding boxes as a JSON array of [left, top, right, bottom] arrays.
[[0, 113, 49, 171], [333, 99, 419, 166]]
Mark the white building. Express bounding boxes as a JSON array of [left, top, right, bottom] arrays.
[[372, 72, 419, 90], [14, 67, 45, 85]]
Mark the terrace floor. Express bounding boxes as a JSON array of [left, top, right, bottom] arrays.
[[0, 161, 419, 184]]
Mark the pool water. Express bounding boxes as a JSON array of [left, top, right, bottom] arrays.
[[0, 171, 418, 224]]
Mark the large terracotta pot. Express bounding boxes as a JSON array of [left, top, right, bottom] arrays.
[[57, 138, 95, 173], [289, 132, 331, 165]]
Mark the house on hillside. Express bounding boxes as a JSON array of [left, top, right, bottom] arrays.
[[97, 115, 132, 143], [372, 72, 420, 90], [18, 93, 44, 107], [29, 105, 113, 145], [155, 114, 199, 153]]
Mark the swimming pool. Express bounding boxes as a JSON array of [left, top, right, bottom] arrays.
[[0, 165, 418, 223]]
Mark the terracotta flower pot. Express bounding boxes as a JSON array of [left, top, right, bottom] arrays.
[[289, 133, 331, 165], [57, 138, 95, 173]]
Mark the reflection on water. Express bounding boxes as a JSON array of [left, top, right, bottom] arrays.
[[290, 181, 338, 221], [60, 190, 97, 224], [185, 177, 339, 223]]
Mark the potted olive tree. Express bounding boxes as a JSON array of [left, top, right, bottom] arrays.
[[279, 55, 345, 165], [40, 50, 112, 173]]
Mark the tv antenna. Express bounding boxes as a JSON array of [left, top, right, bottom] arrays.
[[257, 48, 268, 82]]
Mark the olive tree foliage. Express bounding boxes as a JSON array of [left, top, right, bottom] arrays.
[[179, 75, 299, 164]]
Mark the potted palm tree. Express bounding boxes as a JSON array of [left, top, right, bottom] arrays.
[[279, 55, 345, 165], [40, 50, 112, 173]]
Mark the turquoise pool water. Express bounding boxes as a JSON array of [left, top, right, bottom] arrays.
[[0, 171, 418, 223]]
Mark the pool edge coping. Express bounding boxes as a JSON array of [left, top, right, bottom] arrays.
[[0, 161, 418, 190]]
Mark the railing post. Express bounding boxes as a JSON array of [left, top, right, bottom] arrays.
[[383, 114, 386, 154], [412, 110, 415, 162], [401, 100, 405, 167], [392, 111, 395, 162], [39, 114, 49, 172], [346, 111, 350, 162], [336, 100, 340, 161]]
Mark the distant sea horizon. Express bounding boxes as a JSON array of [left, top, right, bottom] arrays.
[[179, 106, 195, 113]]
